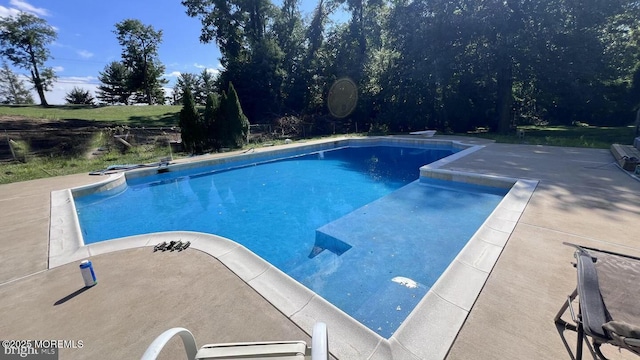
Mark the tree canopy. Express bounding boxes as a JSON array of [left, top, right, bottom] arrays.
[[0, 61, 34, 105], [0, 12, 56, 106], [96, 61, 132, 105], [178, 87, 203, 153], [114, 19, 167, 104], [182, 0, 640, 134]]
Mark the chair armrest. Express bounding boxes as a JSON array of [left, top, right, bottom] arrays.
[[576, 250, 608, 340], [311, 322, 328, 360], [141, 327, 198, 360]]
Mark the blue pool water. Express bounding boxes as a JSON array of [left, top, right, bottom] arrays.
[[75, 145, 508, 337]]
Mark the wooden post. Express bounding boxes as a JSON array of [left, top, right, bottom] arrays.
[[6, 130, 17, 161]]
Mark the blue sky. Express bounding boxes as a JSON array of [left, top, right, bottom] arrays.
[[0, 0, 324, 104]]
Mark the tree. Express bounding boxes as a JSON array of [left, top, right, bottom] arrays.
[[178, 87, 203, 153], [172, 72, 200, 105], [182, 0, 640, 133], [373, 0, 639, 133], [223, 82, 249, 148], [215, 90, 231, 147], [65, 87, 95, 105], [273, 0, 305, 111], [172, 70, 218, 105], [197, 69, 217, 104], [96, 61, 131, 104], [293, 0, 331, 113], [204, 92, 220, 148], [0, 61, 34, 104], [183, 0, 285, 122], [114, 19, 167, 104], [0, 13, 56, 106]]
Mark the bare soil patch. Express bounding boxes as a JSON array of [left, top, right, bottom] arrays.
[[0, 116, 179, 161]]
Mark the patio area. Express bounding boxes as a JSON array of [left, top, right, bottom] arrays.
[[1, 138, 639, 359]]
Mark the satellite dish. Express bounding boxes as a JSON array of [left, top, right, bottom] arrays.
[[327, 78, 358, 118]]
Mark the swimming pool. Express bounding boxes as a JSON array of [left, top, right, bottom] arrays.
[[50, 137, 538, 359], [73, 142, 507, 337]]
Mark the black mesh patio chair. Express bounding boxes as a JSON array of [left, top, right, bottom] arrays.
[[555, 243, 640, 359]]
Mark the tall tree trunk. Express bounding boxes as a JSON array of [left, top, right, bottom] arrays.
[[496, 58, 513, 134], [28, 43, 48, 106], [30, 68, 47, 106]]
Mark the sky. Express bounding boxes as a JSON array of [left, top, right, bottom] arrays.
[[0, 0, 323, 105]]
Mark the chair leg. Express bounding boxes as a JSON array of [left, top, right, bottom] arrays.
[[555, 288, 578, 332], [576, 315, 584, 360], [593, 343, 609, 360]]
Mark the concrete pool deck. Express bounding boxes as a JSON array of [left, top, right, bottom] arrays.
[[1, 137, 639, 359]]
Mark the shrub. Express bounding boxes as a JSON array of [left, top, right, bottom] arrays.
[[204, 92, 220, 149], [275, 115, 303, 137], [178, 88, 202, 153], [8, 139, 30, 162], [225, 82, 250, 148], [65, 87, 95, 105], [216, 82, 249, 149], [368, 123, 389, 136]]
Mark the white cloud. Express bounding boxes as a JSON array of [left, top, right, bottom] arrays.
[[0, 5, 20, 17], [15, 74, 99, 105], [77, 50, 94, 59], [192, 62, 223, 76], [164, 86, 173, 99], [58, 76, 97, 84], [27, 76, 99, 105], [9, 0, 49, 17], [52, 66, 64, 72], [166, 71, 181, 77]]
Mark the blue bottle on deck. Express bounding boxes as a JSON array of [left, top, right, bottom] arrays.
[[79, 260, 97, 287]]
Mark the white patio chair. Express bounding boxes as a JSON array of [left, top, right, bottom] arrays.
[[141, 322, 329, 360]]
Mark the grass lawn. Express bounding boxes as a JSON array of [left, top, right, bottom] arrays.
[[0, 145, 173, 184], [0, 104, 181, 126], [472, 125, 637, 149]]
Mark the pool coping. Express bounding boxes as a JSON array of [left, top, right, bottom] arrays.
[[48, 137, 538, 360]]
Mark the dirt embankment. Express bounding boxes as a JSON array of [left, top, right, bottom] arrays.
[[0, 116, 180, 161]]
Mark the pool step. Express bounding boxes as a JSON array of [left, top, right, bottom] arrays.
[[287, 249, 343, 289], [314, 181, 447, 257], [313, 179, 503, 259]]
